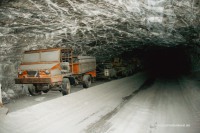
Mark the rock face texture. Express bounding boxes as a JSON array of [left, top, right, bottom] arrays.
[[0, 0, 199, 97]]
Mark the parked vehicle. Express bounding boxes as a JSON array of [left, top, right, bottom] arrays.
[[112, 58, 135, 77], [96, 63, 117, 79], [15, 48, 96, 96]]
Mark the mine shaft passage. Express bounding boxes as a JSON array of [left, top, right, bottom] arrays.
[[142, 46, 191, 77]]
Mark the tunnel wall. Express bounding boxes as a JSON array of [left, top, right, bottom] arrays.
[[189, 46, 200, 78]]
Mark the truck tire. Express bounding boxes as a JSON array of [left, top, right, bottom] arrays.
[[28, 84, 42, 96], [83, 75, 91, 88], [91, 77, 95, 83], [42, 89, 49, 93], [62, 78, 71, 96]]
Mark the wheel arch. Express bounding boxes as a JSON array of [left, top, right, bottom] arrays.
[[63, 76, 75, 85]]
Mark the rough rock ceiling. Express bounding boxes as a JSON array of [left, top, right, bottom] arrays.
[[0, 0, 199, 57]]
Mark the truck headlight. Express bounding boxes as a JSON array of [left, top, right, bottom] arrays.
[[45, 70, 50, 74], [18, 70, 23, 75]]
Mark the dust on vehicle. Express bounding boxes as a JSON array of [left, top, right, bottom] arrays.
[[15, 48, 96, 96]]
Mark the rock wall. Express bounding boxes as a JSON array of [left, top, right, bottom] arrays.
[[190, 46, 200, 72]]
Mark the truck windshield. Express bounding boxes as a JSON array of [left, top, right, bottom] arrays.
[[23, 50, 60, 63]]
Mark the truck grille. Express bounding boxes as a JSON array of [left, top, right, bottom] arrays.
[[27, 71, 39, 77]]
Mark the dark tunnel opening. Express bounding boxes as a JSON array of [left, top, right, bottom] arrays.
[[142, 46, 191, 78]]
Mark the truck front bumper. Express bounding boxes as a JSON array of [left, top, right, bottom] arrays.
[[15, 78, 51, 84]]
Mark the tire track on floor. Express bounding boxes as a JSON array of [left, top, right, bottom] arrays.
[[85, 77, 156, 133]]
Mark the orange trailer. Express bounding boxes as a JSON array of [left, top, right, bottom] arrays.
[[15, 48, 96, 96]]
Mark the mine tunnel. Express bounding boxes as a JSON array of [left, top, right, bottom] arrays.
[[142, 46, 191, 77], [115, 45, 192, 78], [0, 0, 200, 133]]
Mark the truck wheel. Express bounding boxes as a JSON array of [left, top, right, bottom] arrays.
[[113, 73, 118, 79], [28, 84, 41, 96], [91, 77, 95, 83], [62, 78, 71, 96], [83, 75, 91, 88], [42, 89, 49, 93]]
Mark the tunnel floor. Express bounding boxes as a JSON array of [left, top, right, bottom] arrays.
[[3, 80, 109, 113], [0, 73, 200, 133]]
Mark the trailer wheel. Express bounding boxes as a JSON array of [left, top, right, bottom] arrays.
[[83, 75, 91, 88], [28, 84, 42, 96], [62, 78, 71, 95]]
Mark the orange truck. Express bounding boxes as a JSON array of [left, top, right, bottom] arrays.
[[15, 48, 96, 96]]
